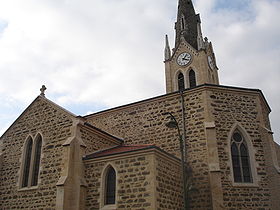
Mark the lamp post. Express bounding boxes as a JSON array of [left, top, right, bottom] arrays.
[[164, 112, 188, 210]]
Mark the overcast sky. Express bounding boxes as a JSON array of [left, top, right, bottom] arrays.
[[0, 0, 279, 143]]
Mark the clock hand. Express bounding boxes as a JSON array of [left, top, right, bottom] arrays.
[[182, 54, 190, 60]]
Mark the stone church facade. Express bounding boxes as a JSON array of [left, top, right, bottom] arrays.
[[1, 0, 280, 209]]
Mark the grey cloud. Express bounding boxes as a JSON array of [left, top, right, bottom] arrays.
[[0, 0, 279, 142]]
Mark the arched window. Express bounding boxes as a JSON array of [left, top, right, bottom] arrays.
[[178, 72, 185, 91], [20, 134, 43, 188], [105, 166, 116, 205], [22, 137, 33, 187], [31, 134, 42, 186], [189, 70, 196, 88], [231, 130, 252, 183]]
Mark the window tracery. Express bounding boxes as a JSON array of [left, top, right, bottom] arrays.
[[231, 130, 252, 183]]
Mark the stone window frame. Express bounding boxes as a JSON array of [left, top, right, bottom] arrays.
[[173, 69, 187, 91], [18, 133, 44, 191], [100, 163, 118, 210], [174, 70, 186, 92], [177, 71, 185, 91], [228, 123, 258, 187], [188, 68, 197, 88], [174, 67, 198, 91], [186, 67, 198, 89]]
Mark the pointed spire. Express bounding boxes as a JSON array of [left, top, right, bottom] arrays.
[[164, 35, 171, 61], [175, 0, 201, 49], [178, 0, 196, 18]]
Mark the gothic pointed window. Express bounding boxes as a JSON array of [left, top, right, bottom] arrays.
[[189, 70, 196, 88], [105, 166, 116, 205], [20, 134, 43, 189], [178, 72, 185, 91], [31, 134, 42, 186], [231, 130, 252, 183], [22, 137, 33, 188]]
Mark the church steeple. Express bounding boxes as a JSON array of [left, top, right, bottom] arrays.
[[164, 0, 219, 94], [175, 0, 201, 50]]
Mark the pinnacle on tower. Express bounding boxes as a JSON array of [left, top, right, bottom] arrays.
[[175, 0, 201, 50], [164, 35, 171, 61]]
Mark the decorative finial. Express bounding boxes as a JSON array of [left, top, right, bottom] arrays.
[[40, 85, 47, 97]]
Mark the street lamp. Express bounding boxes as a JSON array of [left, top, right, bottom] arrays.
[[164, 112, 188, 210]]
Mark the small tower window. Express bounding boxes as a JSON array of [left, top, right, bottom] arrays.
[[105, 166, 116, 205], [22, 137, 33, 188], [178, 72, 185, 91], [231, 130, 252, 183], [189, 70, 196, 88], [31, 134, 42, 186], [181, 17, 185, 30]]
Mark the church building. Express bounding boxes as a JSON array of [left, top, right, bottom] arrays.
[[1, 0, 280, 209]]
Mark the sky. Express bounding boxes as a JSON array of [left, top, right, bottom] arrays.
[[0, 0, 279, 143]]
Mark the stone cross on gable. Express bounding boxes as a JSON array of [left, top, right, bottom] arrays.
[[40, 85, 47, 97]]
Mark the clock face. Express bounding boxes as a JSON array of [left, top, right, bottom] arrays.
[[177, 52, 192, 66], [208, 56, 214, 70]]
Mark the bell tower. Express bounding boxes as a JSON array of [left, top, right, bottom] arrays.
[[164, 0, 219, 93]]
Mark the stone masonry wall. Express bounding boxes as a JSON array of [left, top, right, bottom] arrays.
[[84, 152, 154, 209], [269, 142, 280, 208], [86, 90, 212, 209], [208, 89, 272, 209], [154, 153, 182, 210], [80, 126, 121, 155], [0, 97, 73, 209], [260, 96, 280, 209], [275, 143, 280, 165]]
